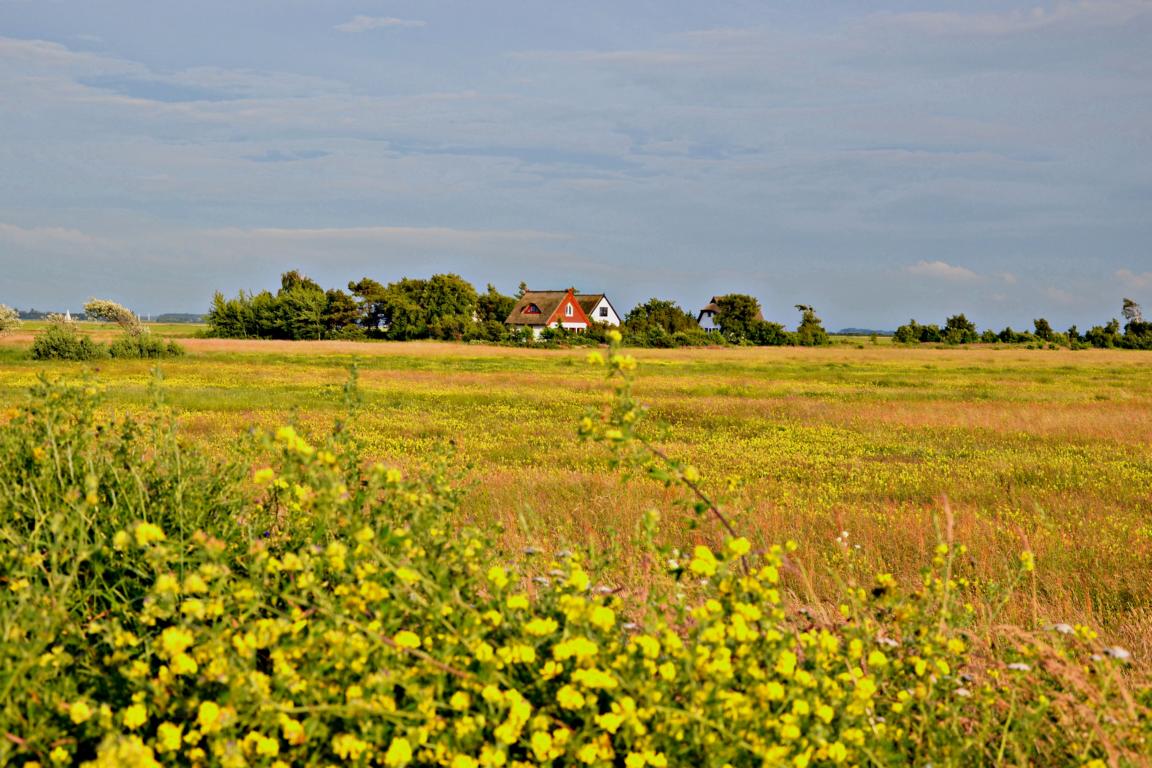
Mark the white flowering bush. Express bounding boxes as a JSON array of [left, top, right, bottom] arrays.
[[0, 345, 1148, 767], [0, 303, 21, 333]]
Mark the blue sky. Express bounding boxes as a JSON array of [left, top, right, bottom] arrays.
[[1, 1, 1150, 329]]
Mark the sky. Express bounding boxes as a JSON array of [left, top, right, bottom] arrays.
[[1, 0, 1150, 330]]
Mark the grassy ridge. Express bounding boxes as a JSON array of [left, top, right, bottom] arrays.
[[1, 336, 1149, 660]]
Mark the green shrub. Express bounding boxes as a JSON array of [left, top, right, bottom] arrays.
[[0, 347, 1148, 767], [29, 321, 105, 360], [108, 333, 185, 359]]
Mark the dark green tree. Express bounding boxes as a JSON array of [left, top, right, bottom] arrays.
[[1085, 319, 1121, 348], [206, 291, 254, 338], [323, 289, 362, 333], [944, 314, 978, 344], [624, 299, 698, 336], [1033, 318, 1055, 342], [893, 320, 922, 344], [794, 304, 829, 346], [715, 295, 762, 342], [348, 277, 390, 332], [421, 274, 479, 340], [476, 284, 516, 324]]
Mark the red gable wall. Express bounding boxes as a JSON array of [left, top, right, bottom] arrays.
[[544, 289, 591, 327]]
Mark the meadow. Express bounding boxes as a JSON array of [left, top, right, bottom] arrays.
[[1, 327, 1149, 658]]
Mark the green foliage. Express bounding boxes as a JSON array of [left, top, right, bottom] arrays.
[[715, 294, 762, 343], [1084, 319, 1121, 349], [209, 271, 480, 342], [108, 334, 185, 359], [943, 314, 978, 345], [476, 284, 516, 325], [30, 319, 105, 361], [623, 299, 698, 337], [1033, 318, 1055, 342], [750, 320, 790, 346], [794, 305, 830, 347]]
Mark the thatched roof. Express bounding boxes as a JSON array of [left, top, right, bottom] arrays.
[[505, 290, 572, 326], [576, 294, 605, 315]]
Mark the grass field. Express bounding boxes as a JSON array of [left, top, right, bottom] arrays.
[[2, 328, 1150, 659]]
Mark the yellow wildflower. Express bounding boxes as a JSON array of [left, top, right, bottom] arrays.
[[134, 522, 165, 547]]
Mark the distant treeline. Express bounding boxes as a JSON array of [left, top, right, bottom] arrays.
[[204, 270, 1150, 350], [894, 300, 1151, 349], [204, 270, 834, 347]]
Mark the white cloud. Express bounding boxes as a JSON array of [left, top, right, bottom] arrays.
[[998, 272, 1018, 285], [905, 260, 981, 282], [334, 16, 426, 33], [1116, 268, 1152, 289]]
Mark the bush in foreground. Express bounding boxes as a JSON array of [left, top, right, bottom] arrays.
[[0, 347, 1149, 766]]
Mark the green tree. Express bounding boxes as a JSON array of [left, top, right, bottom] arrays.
[[715, 295, 762, 342], [943, 314, 978, 344], [206, 291, 254, 338], [794, 304, 829, 346], [377, 278, 429, 340], [279, 286, 326, 340], [348, 277, 389, 332], [275, 271, 327, 340], [249, 290, 280, 338], [1033, 318, 1055, 342], [624, 299, 698, 336], [280, 270, 324, 294], [893, 320, 922, 344], [749, 321, 789, 346], [1085, 319, 1121, 348], [421, 274, 479, 340], [476, 284, 516, 324], [323, 289, 362, 333]]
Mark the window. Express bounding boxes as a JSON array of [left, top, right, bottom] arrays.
[[524, 303, 540, 314], [599, 307, 608, 318], [565, 303, 574, 317]]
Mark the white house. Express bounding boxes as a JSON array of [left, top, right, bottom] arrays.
[[576, 294, 622, 327]]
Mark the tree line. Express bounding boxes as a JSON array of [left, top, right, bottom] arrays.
[[894, 299, 1151, 349], [202, 270, 1150, 350], [204, 271, 831, 347]]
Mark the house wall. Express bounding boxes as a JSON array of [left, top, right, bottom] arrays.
[[699, 311, 720, 331], [589, 297, 621, 326]]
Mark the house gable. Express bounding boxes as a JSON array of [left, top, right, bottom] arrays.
[[544, 290, 591, 327], [576, 294, 622, 326], [506, 289, 591, 329]]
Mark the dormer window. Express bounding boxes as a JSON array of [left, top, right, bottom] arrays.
[[524, 303, 541, 314], [565, 303, 574, 317]]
